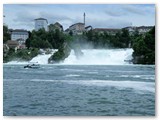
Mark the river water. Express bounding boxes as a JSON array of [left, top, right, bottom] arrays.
[[3, 64, 155, 116]]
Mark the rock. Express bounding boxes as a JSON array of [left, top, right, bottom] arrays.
[[74, 48, 83, 59], [132, 55, 145, 64], [48, 43, 71, 63]]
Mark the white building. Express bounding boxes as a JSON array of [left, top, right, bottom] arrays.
[[34, 18, 48, 31], [93, 28, 121, 35], [137, 26, 153, 34], [124, 26, 153, 35], [69, 23, 85, 35], [11, 29, 29, 43]]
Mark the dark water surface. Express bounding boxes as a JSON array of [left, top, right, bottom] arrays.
[[3, 65, 155, 116]]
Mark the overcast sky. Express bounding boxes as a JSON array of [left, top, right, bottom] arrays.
[[3, 4, 155, 31]]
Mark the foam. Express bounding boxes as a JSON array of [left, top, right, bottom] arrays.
[[30, 79, 155, 93], [119, 75, 155, 80], [62, 48, 133, 65], [65, 74, 80, 77]]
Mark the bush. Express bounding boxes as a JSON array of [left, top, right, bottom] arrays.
[[132, 26, 155, 64], [48, 43, 71, 63]]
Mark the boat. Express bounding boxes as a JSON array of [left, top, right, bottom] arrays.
[[24, 62, 40, 69]]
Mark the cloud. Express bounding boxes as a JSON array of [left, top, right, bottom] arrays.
[[87, 18, 131, 29], [13, 11, 35, 23], [39, 12, 73, 23], [11, 10, 74, 30], [105, 10, 126, 17], [121, 5, 147, 15], [104, 5, 149, 17], [4, 4, 155, 31]]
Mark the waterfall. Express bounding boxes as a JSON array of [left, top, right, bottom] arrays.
[[62, 48, 133, 65], [6, 50, 57, 65], [6, 49, 133, 65], [30, 54, 52, 64]]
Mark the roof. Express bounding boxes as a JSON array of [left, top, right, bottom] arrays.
[[34, 18, 48, 23], [69, 23, 84, 28], [123, 26, 153, 29], [12, 29, 28, 32], [17, 38, 25, 41], [53, 22, 63, 28], [137, 26, 153, 29], [54, 22, 61, 25], [123, 26, 136, 29], [85, 25, 92, 29], [7, 40, 19, 46], [93, 28, 121, 32]]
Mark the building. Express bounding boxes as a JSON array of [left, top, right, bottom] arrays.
[[17, 38, 26, 49], [123, 26, 136, 34], [11, 29, 29, 44], [123, 26, 153, 35], [136, 26, 153, 34], [7, 40, 19, 49], [34, 18, 48, 31], [93, 28, 121, 35], [85, 25, 92, 31], [68, 23, 85, 35], [48, 22, 63, 32]]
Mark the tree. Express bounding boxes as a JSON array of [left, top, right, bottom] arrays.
[[3, 25, 10, 43], [25, 31, 32, 49], [132, 26, 155, 64], [69, 30, 73, 36]]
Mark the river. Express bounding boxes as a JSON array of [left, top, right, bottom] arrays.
[[3, 64, 155, 116]]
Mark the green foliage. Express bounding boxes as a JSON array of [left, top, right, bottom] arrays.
[[26, 28, 72, 49], [85, 29, 131, 48], [3, 48, 15, 63], [3, 48, 39, 62], [132, 26, 155, 64], [27, 29, 52, 49], [49, 43, 71, 63], [51, 49, 65, 62], [69, 30, 73, 36], [25, 31, 32, 49], [3, 25, 11, 43], [22, 24, 155, 65]]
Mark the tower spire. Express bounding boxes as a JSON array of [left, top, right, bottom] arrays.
[[84, 12, 85, 26]]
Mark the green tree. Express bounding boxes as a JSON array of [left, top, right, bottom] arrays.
[[3, 25, 10, 43], [132, 26, 155, 64]]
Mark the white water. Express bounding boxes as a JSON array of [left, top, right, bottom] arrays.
[[62, 48, 133, 65], [30, 79, 154, 93], [6, 54, 53, 65], [6, 48, 133, 65], [6, 50, 57, 64], [6, 61, 28, 64], [30, 54, 52, 64]]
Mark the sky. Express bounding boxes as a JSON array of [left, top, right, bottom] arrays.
[[3, 4, 155, 31]]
